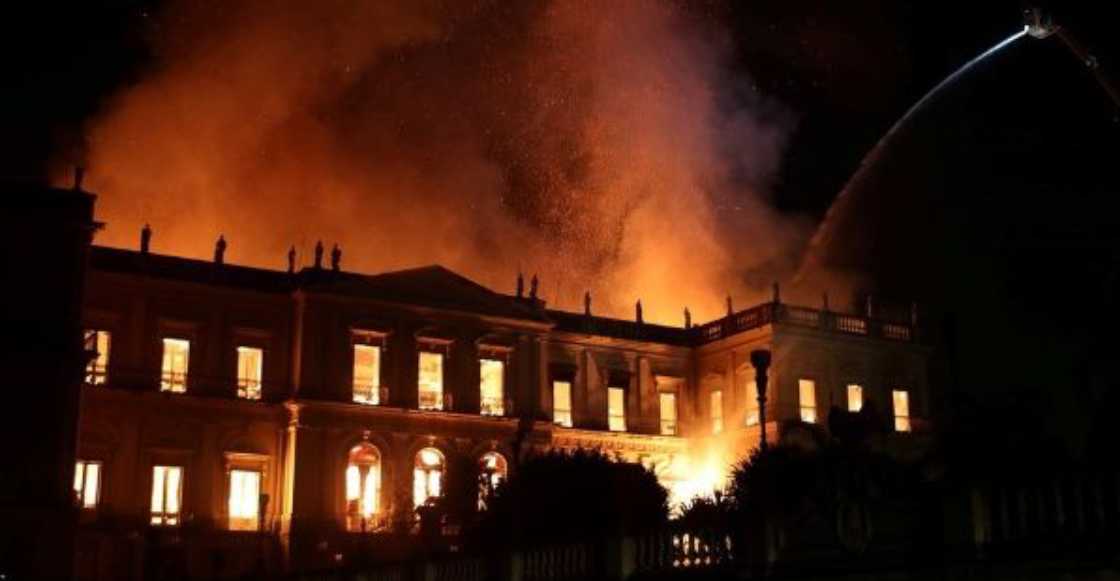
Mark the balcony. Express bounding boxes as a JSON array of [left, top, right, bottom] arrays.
[[695, 302, 917, 345]]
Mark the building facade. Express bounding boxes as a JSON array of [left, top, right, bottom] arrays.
[[73, 240, 929, 579]]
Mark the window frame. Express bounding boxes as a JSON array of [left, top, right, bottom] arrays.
[[607, 386, 627, 432], [351, 330, 388, 406], [846, 384, 864, 412], [413, 447, 446, 509], [478, 357, 506, 416], [235, 346, 264, 401], [552, 380, 573, 428], [710, 390, 724, 434], [159, 337, 191, 393], [73, 459, 103, 510], [224, 452, 269, 531], [84, 329, 111, 385], [798, 378, 818, 424], [659, 391, 678, 436], [416, 341, 449, 411], [344, 443, 382, 532], [149, 464, 185, 526], [892, 389, 912, 432]]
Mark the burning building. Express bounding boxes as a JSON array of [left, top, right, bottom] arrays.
[[46, 183, 933, 578]]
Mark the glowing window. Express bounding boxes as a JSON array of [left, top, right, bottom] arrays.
[[892, 389, 911, 432], [553, 381, 573, 427], [744, 380, 759, 426], [413, 448, 444, 508], [478, 452, 507, 510], [346, 443, 382, 531], [228, 469, 261, 531], [799, 379, 817, 423], [659, 392, 678, 435], [352, 344, 381, 405], [711, 390, 724, 434], [608, 387, 626, 432], [418, 352, 444, 410], [84, 330, 110, 385], [150, 465, 183, 525], [479, 359, 505, 416], [160, 338, 190, 393], [73, 460, 101, 509], [847, 384, 863, 412], [236, 347, 263, 400]]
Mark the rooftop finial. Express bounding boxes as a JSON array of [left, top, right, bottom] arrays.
[[772, 282, 781, 304], [726, 295, 733, 317], [529, 274, 539, 300], [330, 244, 341, 272], [822, 291, 830, 312], [287, 246, 296, 274], [314, 241, 324, 269], [73, 166, 85, 191], [584, 291, 592, 316], [214, 235, 226, 264], [635, 300, 643, 324], [684, 307, 691, 329], [516, 272, 524, 298], [140, 224, 152, 254]]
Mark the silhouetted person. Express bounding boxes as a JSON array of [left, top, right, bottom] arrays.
[[314, 240, 324, 269], [141, 224, 152, 254], [529, 274, 538, 299], [287, 246, 296, 273], [584, 291, 592, 315], [331, 244, 341, 271], [636, 300, 643, 324], [214, 235, 226, 264]]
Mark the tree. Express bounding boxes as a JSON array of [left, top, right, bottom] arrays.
[[471, 450, 668, 549]]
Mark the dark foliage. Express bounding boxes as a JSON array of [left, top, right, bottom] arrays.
[[471, 450, 668, 548]]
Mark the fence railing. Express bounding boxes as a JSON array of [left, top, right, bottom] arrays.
[[695, 302, 915, 344]]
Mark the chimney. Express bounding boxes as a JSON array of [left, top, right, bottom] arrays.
[[140, 224, 152, 255]]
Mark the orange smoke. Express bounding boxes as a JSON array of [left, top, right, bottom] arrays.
[[63, 0, 806, 324]]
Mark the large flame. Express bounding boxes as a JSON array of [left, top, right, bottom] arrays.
[[59, 0, 808, 325]]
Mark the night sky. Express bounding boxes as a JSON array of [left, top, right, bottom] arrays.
[[4, 1, 1120, 445]]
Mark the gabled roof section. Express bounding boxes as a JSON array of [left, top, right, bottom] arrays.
[[296, 264, 551, 323]]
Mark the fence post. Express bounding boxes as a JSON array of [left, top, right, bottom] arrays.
[[605, 535, 636, 581]]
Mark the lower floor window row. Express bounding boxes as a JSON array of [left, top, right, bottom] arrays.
[[80, 448, 510, 531]]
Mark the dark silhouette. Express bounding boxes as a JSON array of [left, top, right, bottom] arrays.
[[684, 307, 691, 328], [584, 291, 591, 315], [529, 274, 538, 299], [140, 223, 151, 254], [635, 300, 643, 324], [330, 243, 341, 271], [313, 240, 324, 269], [287, 245, 296, 273], [214, 235, 226, 264]]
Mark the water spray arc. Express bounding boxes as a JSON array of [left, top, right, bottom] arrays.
[[795, 8, 1120, 283]]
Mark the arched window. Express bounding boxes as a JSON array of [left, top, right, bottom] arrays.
[[413, 447, 445, 508], [346, 443, 381, 531], [478, 452, 507, 510]]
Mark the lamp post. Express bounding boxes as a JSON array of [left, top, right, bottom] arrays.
[[750, 349, 771, 452]]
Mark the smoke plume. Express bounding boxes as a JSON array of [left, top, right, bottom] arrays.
[[71, 0, 805, 324]]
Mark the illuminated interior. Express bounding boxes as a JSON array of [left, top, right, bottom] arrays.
[[608, 387, 626, 432], [150, 465, 183, 525], [418, 352, 444, 410], [228, 469, 261, 531], [236, 346, 263, 400], [73, 460, 101, 509], [352, 344, 381, 405], [346, 443, 382, 531], [160, 338, 190, 393], [798, 379, 817, 423], [413, 447, 445, 508], [744, 380, 759, 426], [659, 392, 678, 435], [847, 384, 864, 412], [710, 390, 723, 434], [84, 330, 110, 385], [479, 359, 505, 416], [477, 452, 508, 510], [893, 389, 911, 432], [552, 381, 573, 427]]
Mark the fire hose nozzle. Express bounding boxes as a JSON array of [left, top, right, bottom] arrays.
[[1024, 8, 1059, 39]]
